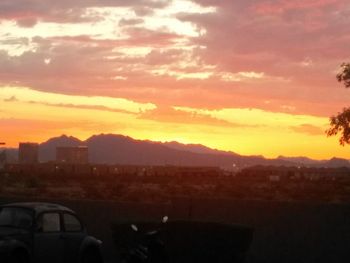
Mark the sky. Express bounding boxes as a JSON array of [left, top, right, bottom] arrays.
[[0, 0, 350, 159]]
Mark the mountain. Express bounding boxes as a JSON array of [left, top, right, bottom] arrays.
[[277, 156, 350, 168], [85, 134, 277, 168], [39, 135, 84, 162], [322, 157, 350, 168], [36, 134, 293, 169], [277, 156, 320, 166], [163, 141, 235, 156], [5, 133, 347, 169]]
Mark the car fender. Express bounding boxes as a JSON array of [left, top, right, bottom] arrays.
[[78, 235, 102, 260], [1, 238, 31, 260]]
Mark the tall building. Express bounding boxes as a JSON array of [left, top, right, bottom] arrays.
[[19, 143, 39, 164], [56, 146, 89, 164]]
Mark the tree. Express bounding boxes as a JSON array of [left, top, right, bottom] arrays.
[[327, 63, 350, 145], [336, 63, 350, 88]]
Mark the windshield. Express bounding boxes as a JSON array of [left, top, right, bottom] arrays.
[[0, 207, 33, 229]]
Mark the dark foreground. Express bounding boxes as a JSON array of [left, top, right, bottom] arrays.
[[0, 196, 349, 263]]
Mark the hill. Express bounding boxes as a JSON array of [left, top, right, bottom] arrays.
[[37, 134, 292, 169], [3, 134, 349, 169]]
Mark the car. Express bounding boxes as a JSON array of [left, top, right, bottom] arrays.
[[0, 202, 103, 263]]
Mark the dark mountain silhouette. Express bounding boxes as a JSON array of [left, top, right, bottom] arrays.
[[84, 134, 283, 168], [3, 133, 344, 169], [322, 157, 350, 168], [277, 156, 350, 168], [163, 141, 235, 155], [36, 134, 291, 169], [277, 156, 319, 166], [39, 135, 84, 162]]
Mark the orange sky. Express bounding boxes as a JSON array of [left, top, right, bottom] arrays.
[[0, 0, 350, 159]]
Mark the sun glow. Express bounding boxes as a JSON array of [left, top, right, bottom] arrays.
[[0, 87, 156, 113], [0, 0, 349, 160]]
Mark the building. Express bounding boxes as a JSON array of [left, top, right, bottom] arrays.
[[0, 150, 6, 169], [19, 143, 39, 164], [56, 146, 89, 164]]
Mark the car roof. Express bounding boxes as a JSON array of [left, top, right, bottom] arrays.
[[1, 202, 75, 214]]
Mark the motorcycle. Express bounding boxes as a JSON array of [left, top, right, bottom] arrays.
[[120, 216, 168, 263]]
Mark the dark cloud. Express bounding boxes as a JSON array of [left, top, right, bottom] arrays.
[[16, 17, 38, 27], [26, 101, 137, 115], [133, 6, 154, 16], [119, 18, 144, 26]]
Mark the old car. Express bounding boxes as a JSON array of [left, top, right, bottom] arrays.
[[0, 202, 103, 263]]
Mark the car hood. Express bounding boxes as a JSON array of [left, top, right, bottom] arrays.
[[0, 226, 30, 238]]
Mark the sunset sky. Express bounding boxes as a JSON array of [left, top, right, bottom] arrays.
[[1, 0, 350, 159]]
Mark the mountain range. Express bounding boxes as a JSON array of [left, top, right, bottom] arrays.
[[2, 134, 350, 169]]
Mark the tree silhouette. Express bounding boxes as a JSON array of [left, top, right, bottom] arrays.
[[327, 63, 350, 145], [336, 63, 350, 88]]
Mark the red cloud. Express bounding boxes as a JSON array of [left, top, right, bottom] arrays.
[[0, 0, 170, 26], [252, 0, 341, 15], [0, 0, 349, 119]]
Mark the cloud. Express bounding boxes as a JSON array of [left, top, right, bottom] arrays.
[[145, 49, 186, 65], [0, 87, 156, 114], [291, 124, 325, 135], [175, 0, 350, 113], [0, 117, 76, 130], [27, 101, 138, 115], [16, 17, 38, 27], [3, 95, 17, 102], [119, 18, 144, 26], [251, 0, 341, 15], [138, 105, 249, 127], [0, 0, 349, 119], [133, 6, 154, 16], [0, 0, 170, 25]]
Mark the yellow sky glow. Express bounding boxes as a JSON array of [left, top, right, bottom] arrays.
[[0, 1, 349, 161], [1, 87, 348, 160]]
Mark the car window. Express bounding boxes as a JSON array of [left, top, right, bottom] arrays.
[[0, 207, 33, 229], [63, 213, 82, 232], [40, 213, 61, 232]]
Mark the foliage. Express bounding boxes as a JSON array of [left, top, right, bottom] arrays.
[[327, 108, 350, 146], [336, 63, 350, 88], [327, 63, 350, 145]]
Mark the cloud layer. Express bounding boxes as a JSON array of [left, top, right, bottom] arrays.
[[1, 0, 350, 158]]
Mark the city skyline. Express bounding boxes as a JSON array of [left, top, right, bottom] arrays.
[[1, 0, 350, 159]]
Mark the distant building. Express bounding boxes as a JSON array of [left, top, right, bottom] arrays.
[[56, 146, 89, 164], [19, 143, 39, 164], [0, 150, 6, 169]]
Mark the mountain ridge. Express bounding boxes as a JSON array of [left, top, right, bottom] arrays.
[[37, 134, 350, 169], [3, 134, 350, 169]]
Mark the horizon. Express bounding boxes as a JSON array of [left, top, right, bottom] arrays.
[[1, 1, 350, 159], [1, 132, 349, 161]]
